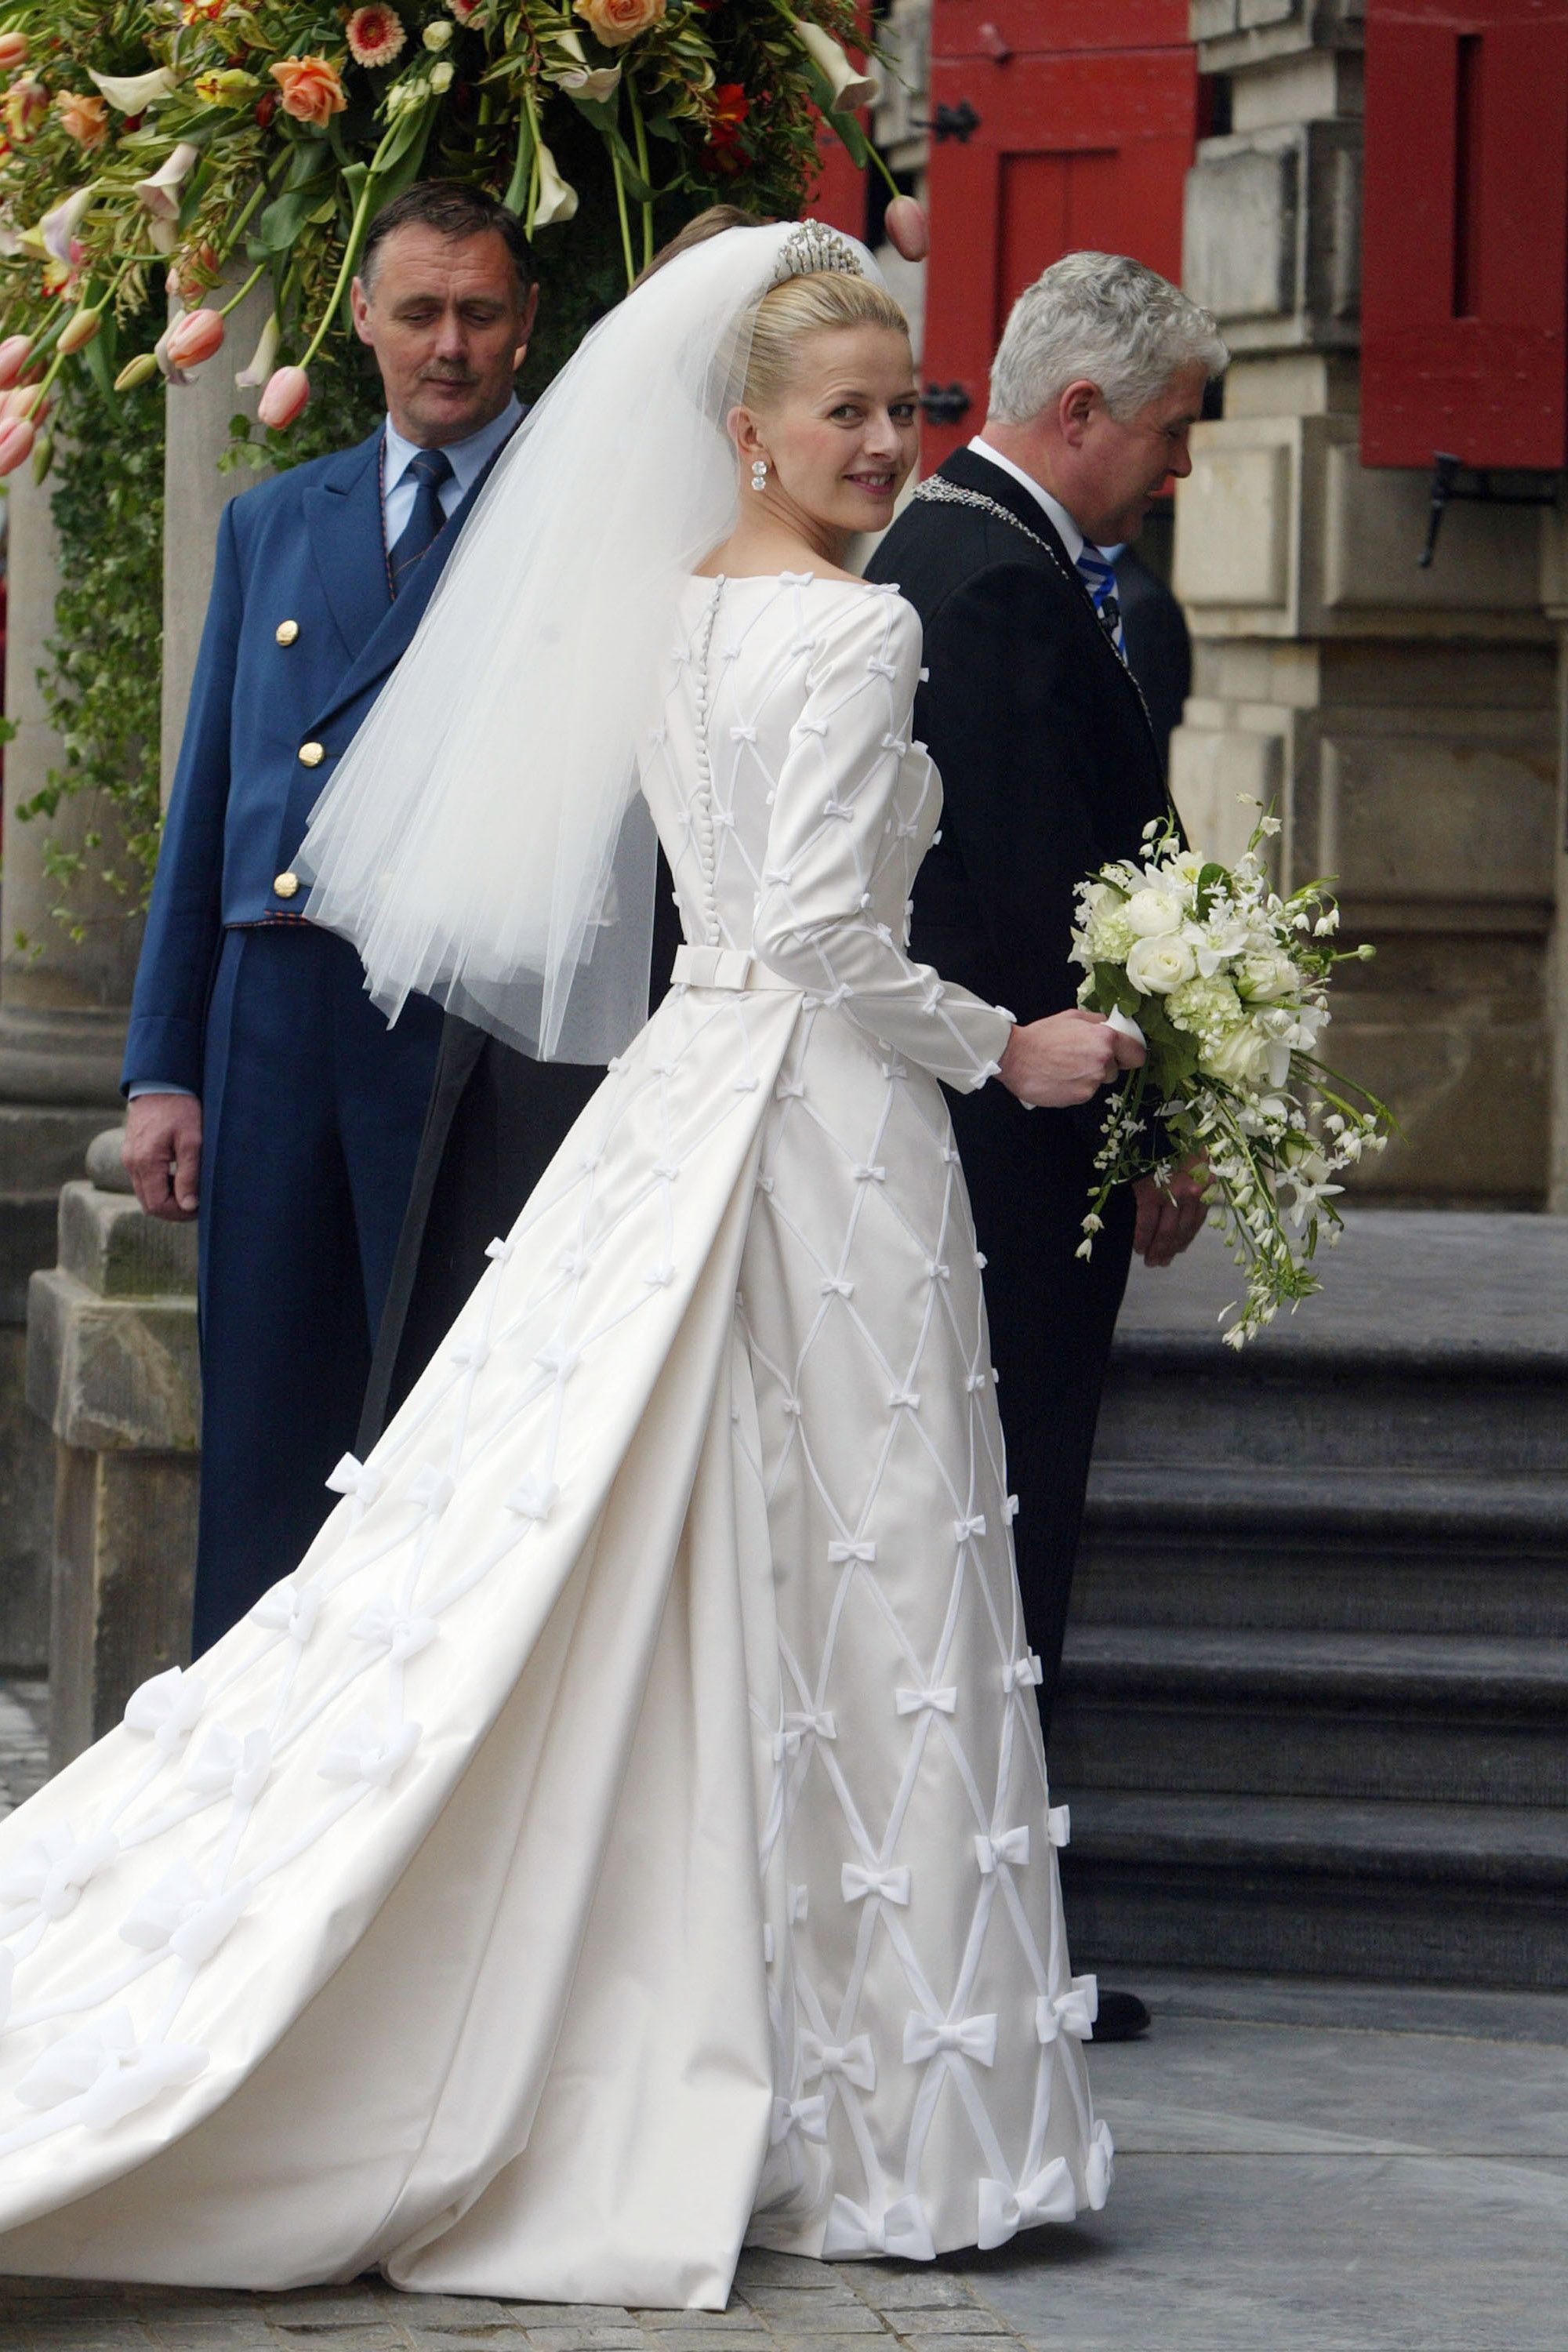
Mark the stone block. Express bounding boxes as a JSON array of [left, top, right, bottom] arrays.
[[49, 1443, 197, 1765], [27, 1260, 199, 1454], [1316, 730, 1556, 906], [0, 1327, 51, 1671], [1184, 139, 1298, 321], [1175, 438, 1294, 608], [1321, 441, 1547, 615], [1196, 0, 1363, 74], [58, 1179, 198, 1300], [1323, 933, 1550, 1202], [1185, 124, 1362, 353], [1170, 718, 1286, 861]]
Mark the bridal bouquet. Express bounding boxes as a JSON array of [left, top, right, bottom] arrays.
[[1070, 804, 1390, 1347]]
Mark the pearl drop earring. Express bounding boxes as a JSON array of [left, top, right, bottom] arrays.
[[750, 458, 768, 492]]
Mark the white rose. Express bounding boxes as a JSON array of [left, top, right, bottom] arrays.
[[1125, 932, 1197, 996], [1238, 949, 1298, 1004], [1124, 887, 1183, 937], [1202, 1022, 1272, 1088]]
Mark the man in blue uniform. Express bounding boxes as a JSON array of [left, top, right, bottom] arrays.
[[121, 182, 536, 1653]]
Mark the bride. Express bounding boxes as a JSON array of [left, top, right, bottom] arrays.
[[0, 219, 1138, 2307]]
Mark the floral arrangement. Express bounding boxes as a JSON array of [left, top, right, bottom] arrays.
[[1072, 804, 1391, 1347], [0, 0, 884, 474]]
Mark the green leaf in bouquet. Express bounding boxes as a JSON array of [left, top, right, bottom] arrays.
[[256, 183, 333, 252], [1193, 860, 1227, 920]]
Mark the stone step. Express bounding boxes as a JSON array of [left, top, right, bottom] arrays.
[[1073, 1465, 1568, 1634], [1052, 1627, 1568, 1806], [1094, 1353, 1568, 1475], [1059, 1790, 1568, 1989]]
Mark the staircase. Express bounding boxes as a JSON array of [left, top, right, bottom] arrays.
[[1053, 1211, 1568, 1988]]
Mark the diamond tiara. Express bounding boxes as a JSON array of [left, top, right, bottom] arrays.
[[772, 221, 866, 285]]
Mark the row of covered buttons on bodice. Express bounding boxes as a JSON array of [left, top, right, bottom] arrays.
[[684, 582, 725, 949]]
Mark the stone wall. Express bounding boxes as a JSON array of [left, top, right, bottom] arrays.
[[1173, 0, 1558, 1203]]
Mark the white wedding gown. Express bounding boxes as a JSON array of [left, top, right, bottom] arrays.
[[0, 575, 1110, 2307]]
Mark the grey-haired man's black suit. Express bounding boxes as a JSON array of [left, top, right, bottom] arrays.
[[866, 446, 1172, 1738]]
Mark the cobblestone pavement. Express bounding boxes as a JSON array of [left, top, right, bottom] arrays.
[[0, 2253, 1036, 2352]]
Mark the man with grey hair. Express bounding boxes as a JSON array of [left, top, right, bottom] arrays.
[[867, 250, 1228, 2040]]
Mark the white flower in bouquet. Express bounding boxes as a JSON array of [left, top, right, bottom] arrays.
[[1237, 947, 1299, 1003], [1069, 802, 1392, 1345], [1124, 887, 1184, 937], [1202, 1021, 1272, 1088], [1167, 972, 1243, 1047], [1125, 932, 1196, 995]]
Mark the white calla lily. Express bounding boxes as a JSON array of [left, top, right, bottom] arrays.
[[39, 185, 95, 266], [89, 66, 178, 112], [547, 28, 622, 100], [795, 20, 880, 111], [235, 311, 281, 391], [532, 140, 579, 228], [135, 141, 201, 222]]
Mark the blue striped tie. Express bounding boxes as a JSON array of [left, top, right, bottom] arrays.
[[1074, 543, 1126, 656], [387, 445, 455, 597]]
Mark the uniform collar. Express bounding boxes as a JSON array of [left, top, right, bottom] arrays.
[[967, 436, 1087, 564], [383, 394, 522, 499]]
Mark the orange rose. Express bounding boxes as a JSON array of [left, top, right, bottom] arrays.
[[268, 55, 347, 127], [572, 0, 666, 46], [56, 90, 109, 150]]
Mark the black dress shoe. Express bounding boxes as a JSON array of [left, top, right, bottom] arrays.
[[1094, 1988, 1151, 2042]]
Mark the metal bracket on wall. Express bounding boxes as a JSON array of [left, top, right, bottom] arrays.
[[1418, 451, 1559, 568], [916, 100, 981, 142], [920, 383, 971, 424]]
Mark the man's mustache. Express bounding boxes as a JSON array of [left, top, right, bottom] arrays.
[[417, 366, 480, 387]]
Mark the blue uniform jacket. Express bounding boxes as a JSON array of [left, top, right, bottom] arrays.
[[123, 425, 489, 1095]]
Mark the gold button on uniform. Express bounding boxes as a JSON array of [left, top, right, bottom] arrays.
[[298, 741, 324, 768], [274, 871, 299, 899], [275, 619, 299, 646]]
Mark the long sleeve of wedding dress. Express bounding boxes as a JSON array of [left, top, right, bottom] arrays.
[[0, 574, 1109, 2310]]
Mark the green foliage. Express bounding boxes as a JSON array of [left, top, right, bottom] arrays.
[[15, 340, 165, 932]]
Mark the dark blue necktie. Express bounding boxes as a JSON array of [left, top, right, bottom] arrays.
[[387, 445, 455, 597], [1075, 543, 1126, 655]]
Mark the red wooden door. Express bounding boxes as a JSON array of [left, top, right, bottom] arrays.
[[920, 2, 1200, 465], [1362, 0, 1568, 470]]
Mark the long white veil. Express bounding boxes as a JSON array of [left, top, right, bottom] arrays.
[[296, 218, 876, 1062]]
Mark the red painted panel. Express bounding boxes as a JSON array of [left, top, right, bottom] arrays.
[[921, 29, 1200, 466], [1363, 1, 1568, 469], [937, 1, 1191, 55]]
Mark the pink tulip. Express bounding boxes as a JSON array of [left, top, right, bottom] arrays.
[[0, 33, 27, 71], [0, 416, 37, 476], [163, 307, 225, 371], [0, 334, 33, 390], [5, 384, 49, 425], [884, 196, 929, 264], [257, 363, 310, 430]]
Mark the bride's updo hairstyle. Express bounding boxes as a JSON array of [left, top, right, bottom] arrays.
[[741, 264, 909, 409]]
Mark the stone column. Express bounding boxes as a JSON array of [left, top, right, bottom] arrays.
[[20, 276, 271, 1730], [161, 276, 271, 797], [0, 468, 140, 1666], [27, 1129, 198, 1769], [1174, 1, 1557, 1204]]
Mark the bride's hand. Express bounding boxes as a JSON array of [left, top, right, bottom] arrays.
[[997, 1009, 1144, 1108]]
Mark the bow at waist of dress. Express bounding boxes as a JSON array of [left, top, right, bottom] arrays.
[[670, 945, 802, 993]]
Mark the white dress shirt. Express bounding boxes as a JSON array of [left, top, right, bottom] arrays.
[[966, 436, 1085, 564], [382, 395, 521, 546], [130, 399, 524, 1104]]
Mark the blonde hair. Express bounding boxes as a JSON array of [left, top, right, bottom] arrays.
[[742, 268, 909, 407]]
